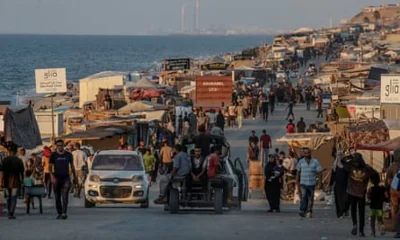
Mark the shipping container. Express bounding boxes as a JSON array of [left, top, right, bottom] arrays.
[[195, 75, 233, 106]]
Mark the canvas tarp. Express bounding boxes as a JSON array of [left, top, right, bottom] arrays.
[[277, 133, 334, 150], [346, 120, 390, 146], [355, 136, 400, 151], [118, 101, 165, 114], [4, 106, 42, 149], [125, 78, 158, 89]]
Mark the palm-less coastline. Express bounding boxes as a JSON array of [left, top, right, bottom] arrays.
[[0, 34, 270, 98]]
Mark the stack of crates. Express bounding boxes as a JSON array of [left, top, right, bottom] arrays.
[[249, 160, 264, 194]]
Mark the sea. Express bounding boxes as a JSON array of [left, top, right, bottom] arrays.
[[0, 34, 272, 99]]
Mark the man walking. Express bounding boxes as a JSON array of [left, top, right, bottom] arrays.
[[261, 96, 269, 121], [2, 143, 24, 219], [286, 101, 295, 120], [72, 143, 87, 198], [50, 140, 77, 220], [260, 130, 272, 166], [296, 117, 306, 133], [316, 96, 323, 118], [236, 102, 244, 129], [296, 148, 323, 218]]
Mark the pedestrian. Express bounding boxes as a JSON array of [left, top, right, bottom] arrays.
[[269, 91, 275, 114], [260, 130, 272, 166], [72, 143, 87, 198], [23, 170, 36, 209], [296, 117, 306, 133], [329, 151, 349, 218], [305, 89, 312, 111], [42, 146, 53, 199], [251, 95, 258, 120], [368, 173, 387, 237], [50, 139, 78, 220], [385, 147, 400, 238], [246, 141, 260, 163], [249, 130, 259, 146], [316, 96, 323, 118], [286, 120, 295, 134], [236, 102, 244, 129], [216, 110, 225, 131], [296, 148, 323, 218], [1, 143, 24, 219], [286, 101, 295, 120], [143, 148, 156, 185], [341, 152, 377, 237], [265, 154, 284, 212], [261, 95, 269, 121]]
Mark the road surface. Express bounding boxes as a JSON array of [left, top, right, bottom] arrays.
[[1, 101, 393, 240]]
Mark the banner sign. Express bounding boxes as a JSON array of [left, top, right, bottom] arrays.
[[35, 68, 67, 94], [163, 58, 191, 71], [381, 74, 400, 104], [201, 62, 229, 71]]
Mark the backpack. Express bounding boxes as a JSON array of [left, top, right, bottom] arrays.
[[391, 170, 400, 191]]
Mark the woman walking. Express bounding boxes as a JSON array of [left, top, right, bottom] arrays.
[[264, 154, 284, 212], [330, 151, 349, 218]]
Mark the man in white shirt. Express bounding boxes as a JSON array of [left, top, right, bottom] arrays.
[[18, 148, 29, 172], [72, 142, 87, 198]]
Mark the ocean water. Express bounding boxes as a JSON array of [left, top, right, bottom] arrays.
[[0, 34, 272, 98]]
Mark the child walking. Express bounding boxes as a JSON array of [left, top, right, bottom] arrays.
[[367, 173, 387, 237], [143, 149, 156, 186], [24, 170, 36, 209]]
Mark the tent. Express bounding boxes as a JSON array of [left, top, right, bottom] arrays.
[[355, 136, 400, 151], [118, 101, 165, 114], [4, 105, 42, 149], [125, 77, 158, 89]]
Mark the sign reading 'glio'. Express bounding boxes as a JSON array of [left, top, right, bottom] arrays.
[[195, 75, 233, 105], [35, 68, 67, 94], [381, 75, 400, 104]]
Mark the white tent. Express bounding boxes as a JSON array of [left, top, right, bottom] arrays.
[[294, 27, 314, 34], [125, 77, 157, 89], [118, 101, 165, 114]]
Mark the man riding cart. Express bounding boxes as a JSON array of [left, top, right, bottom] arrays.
[[154, 133, 247, 214]]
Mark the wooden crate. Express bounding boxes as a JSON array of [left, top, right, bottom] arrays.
[[250, 175, 265, 190], [249, 161, 263, 175]]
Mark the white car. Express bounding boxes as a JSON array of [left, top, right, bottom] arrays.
[[276, 70, 287, 79], [84, 150, 150, 208]]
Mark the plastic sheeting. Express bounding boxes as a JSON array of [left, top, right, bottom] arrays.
[[355, 136, 400, 152], [4, 106, 42, 149]]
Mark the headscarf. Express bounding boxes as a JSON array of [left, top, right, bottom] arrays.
[[333, 150, 344, 171]]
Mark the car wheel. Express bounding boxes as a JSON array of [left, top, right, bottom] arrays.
[[169, 189, 180, 214], [84, 198, 95, 208], [214, 188, 223, 214], [140, 189, 150, 208], [164, 204, 169, 212]]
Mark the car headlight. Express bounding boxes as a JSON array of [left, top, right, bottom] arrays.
[[132, 175, 144, 182], [89, 175, 100, 182]]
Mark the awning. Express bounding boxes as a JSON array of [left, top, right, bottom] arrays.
[[355, 136, 400, 151], [61, 126, 135, 140], [335, 106, 351, 119], [277, 133, 335, 150]]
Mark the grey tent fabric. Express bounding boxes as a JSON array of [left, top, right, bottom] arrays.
[[4, 106, 42, 149]]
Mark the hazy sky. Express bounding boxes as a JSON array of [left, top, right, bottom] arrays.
[[0, 0, 397, 34]]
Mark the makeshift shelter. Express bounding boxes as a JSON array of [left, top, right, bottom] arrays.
[[61, 126, 135, 151], [277, 133, 335, 170], [4, 105, 42, 149], [356, 136, 400, 152], [118, 101, 166, 114]]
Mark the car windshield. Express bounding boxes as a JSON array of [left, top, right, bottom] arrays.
[[92, 154, 144, 171]]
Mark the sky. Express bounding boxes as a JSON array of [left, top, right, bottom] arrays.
[[0, 0, 398, 35]]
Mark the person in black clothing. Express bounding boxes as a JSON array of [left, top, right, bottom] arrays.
[[50, 139, 77, 220], [269, 91, 275, 113], [305, 90, 312, 111], [261, 96, 269, 121], [286, 101, 295, 120], [264, 154, 284, 212], [296, 117, 306, 133], [1, 143, 24, 219], [330, 152, 349, 218], [341, 153, 377, 237], [251, 95, 258, 120], [193, 125, 211, 159], [216, 110, 225, 131], [248, 130, 259, 146], [367, 173, 387, 237]]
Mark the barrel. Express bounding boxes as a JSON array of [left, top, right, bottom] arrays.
[[249, 160, 263, 175]]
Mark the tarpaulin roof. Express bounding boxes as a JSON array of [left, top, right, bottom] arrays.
[[335, 106, 351, 119], [125, 77, 157, 89], [355, 136, 400, 151], [347, 120, 388, 133], [276, 133, 334, 150], [61, 126, 135, 140], [118, 101, 165, 114]]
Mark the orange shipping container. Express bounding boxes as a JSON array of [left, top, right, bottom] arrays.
[[195, 75, 233, 105]]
